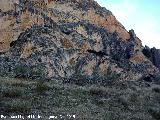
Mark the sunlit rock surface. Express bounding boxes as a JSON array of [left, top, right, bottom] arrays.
[[0, 0, 159, 82]]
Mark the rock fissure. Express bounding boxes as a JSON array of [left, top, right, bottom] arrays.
[[87, 49, 106, 57]]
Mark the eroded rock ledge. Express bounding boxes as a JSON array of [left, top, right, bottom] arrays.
[[143, 46, 160, 71]]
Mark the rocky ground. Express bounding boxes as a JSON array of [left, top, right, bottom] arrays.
[[1, 1, 160, 120], [1, 76, 160, 120]]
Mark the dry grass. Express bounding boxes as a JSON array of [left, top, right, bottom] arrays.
[[69, 58, 76, 65], [60, 38, 73, 49], [79, 43, 91, 52], [1, 76, 160, 119], [130, 53, 146, 64]]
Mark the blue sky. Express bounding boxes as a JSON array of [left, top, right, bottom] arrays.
[[96, 0, 160, 48]]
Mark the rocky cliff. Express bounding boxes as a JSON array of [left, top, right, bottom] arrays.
[[0, 0, 159, 83], [143, 46, 160, 71]]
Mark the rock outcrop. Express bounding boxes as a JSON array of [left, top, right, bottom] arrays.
[[143, 46, 160, 71], [0, 0, 159, 83]]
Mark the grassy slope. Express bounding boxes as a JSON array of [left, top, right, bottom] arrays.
[[1, 77, 160, 120]]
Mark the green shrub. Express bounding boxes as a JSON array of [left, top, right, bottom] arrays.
[[14, 64, 46, 79], [14, 65, 30, 78], [35, 80, 50, 94], [89, 86, 107, 97], [154, 74, 160, 81], [106, 73, 121, 81], [129, 92, 138, 102], [148, 107, 160, 120], [2, 88, 23, 98], [152, 87, 160, 93], [31, 65, 46, 79], [11, 82, 27, 87], [3, 100, 31, 114]]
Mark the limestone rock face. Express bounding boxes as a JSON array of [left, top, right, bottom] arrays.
[[151, 48, 160, 70], [0, 0, 159, 82], [143, 46, 160, 71], [0, 0, 130, 52]]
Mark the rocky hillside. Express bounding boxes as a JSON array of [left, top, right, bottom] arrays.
[[0, 0, 159, 83], [1, 1, 160, 119]]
